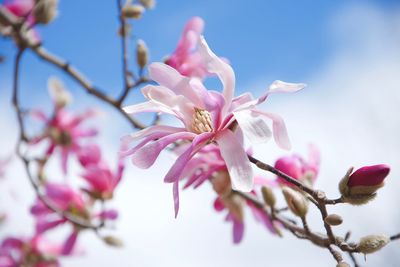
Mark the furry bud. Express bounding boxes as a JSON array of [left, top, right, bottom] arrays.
[[136, 39, 148, 68], [48, 77, 72, 108], [339, 165, 389, 205], [336, 262, 350, 267], [102, 235, 124, 247], [33, 0, 59, 24], [325, 214, 343, 226], [282, 187, 308, 217], [140, 0, 155, 9], [357, 235, 389, 254], [261, 186, 276, 207], [122, 4, 145, 19]]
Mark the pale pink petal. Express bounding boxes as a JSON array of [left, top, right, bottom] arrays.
[[251, 110, 291, 150], [268, 80, 306, 94], [233, 109, 272, 144], [249, 203, 277, 234], [131, 132, 196, 169], [216, 130, 253, 192], [173, 181, 179, 218], [177, 16, 204, 53], [198, 36, 235, 114], [164, 132, 213, 183], [121, 125, 185, 145], [30, 109, 48, 121], [77, 144, 101, 167]]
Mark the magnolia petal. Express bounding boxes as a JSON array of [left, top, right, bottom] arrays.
[[198, 36, 235, 113], [251, 110, 291, 150], [164, 132, 213, 183], [131, 132, 196, 169], [122, 100, 175, 116], [216, 130, 253, 192], [268, 80, 306, 94], [230, 215, 244, 244], [121, 125, 185, 145], [233, 109, 272, 144], [173, 181, 180, 218], [62, 231, 79, 256], [249, 203, 277, 234]]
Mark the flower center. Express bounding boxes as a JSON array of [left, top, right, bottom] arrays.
[[192, 108, 213, 134], [48, 127, 72, 146]]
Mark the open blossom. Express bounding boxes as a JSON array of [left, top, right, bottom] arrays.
[[122, 35, 305, 213], [79, 144, 125, 200], [0, 235, 67, 267], [274, 144, 320, 187], [31, 79, 98, 174]]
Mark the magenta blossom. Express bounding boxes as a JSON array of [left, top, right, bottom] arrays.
[[1, 0, 40, 43], [347, 164, 390, 187], [274, 144, 320, 187], [122, 36, 305, 215], [0, 235, 67, 267], [31, 108, 98, 174], [79, 144, 125, 199], [165, 16, 210, 79]]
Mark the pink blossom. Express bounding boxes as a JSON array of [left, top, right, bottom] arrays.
[[274, 144, 320, 186], [347, 164, 390, 187], [1, 0, 40, 43], [164, 17, 209, 79], [0, 235, 66, 267], [80, 146, 125, 199], [122, 36, 305, 216], [31, 108, 98, 174]]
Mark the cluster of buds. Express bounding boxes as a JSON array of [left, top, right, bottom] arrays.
[[339, 164, 390, 205]]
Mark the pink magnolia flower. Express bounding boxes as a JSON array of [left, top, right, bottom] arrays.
[[1, 0, 40, 43], [165, 17, 209, 79], [274, 144, 320, 187], [31, 106, 98, 174], [347, 164, 390, 187], [79, 144, 125, 200], [122, 36, 305, 215], [0, 235, 66, 267]]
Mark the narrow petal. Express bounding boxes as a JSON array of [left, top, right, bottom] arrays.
[[173, 181, 179, 218], [251, 110, 291, 150], [198, 36, 235, 113], [233, 109, 272, 144], [268, 80, 306, 94], [164, 132, 213, 183], [62, 230, 79, 255], [216, 130, 253, 192], [121, 125, 185, 145], [131, 132, 196, 169], [123, 100, 175, 116]]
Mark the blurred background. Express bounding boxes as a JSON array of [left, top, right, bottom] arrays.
[[1, 0, 400, 266]]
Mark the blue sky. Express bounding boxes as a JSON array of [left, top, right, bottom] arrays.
[[1, 0, 398, 99]]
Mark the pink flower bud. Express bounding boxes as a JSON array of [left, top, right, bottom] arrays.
[[347, 164, 390, 187], [275, 155, 303, 181]]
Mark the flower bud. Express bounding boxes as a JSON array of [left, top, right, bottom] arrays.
[[211, 171, 231, 196], [339, 165, 390, 205], [282, 187, 308, 217], [122, 4, 145, 19], [275, 156, 303, 186], [140, 0, 155, 9], [324, 214, 343, 226], [261, 186, 276, 207], [336, 262, 350, 267], [48, 77, 72, 108], [33, 0, 59, 24], [136, 39, 148, 69], [102, 235, 124, 247], [357, 234, 389, 254]]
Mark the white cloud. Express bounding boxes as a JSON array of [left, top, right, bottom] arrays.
[[1, 2, 400, 267]]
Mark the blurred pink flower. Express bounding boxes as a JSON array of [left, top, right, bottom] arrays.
[[123, 36, 305, 216], [0, 156, 12, 178], [165, 16, 209, 79], [80, 145, 125, 199], [274, 144, 320, 187], [31, 108, 98, 174], [0, 235, 67, 267], [347, 164, 390, 187]]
